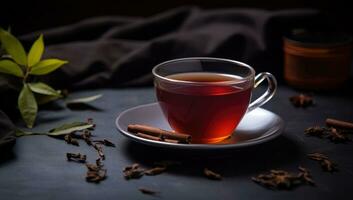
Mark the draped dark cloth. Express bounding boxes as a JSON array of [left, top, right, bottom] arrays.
[[0, 7, 321, 149]]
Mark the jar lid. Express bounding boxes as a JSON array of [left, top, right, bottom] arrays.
[[284, 30, 352, 47]]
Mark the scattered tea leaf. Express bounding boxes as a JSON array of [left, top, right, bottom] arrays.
[[0, 59, 24, 77], [27, 34, 44, 67], [36, 93, 62, 105], [15, 122, 93, 137], [204, 168, 222, 180], [30, 58, 68, 75], [139, 187, 159, 195], [49, 122, 94, 135], [66, 94, 102, 105], [18, 84, 38, 128], [0, 29, 27, 65], [28, 82, 61, 96]]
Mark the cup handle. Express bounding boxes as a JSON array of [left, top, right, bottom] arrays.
[[247, 72, 277, 112]]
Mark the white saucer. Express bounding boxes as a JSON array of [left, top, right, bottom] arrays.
[[115, 103, 284, 150]]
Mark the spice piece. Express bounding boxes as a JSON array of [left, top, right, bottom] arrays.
[[93, 144, 105, 160], [252, 167, 314, 189], [326, 118, 353, 130], [93, 139, 116, 147], [85, 162, 107, 183], [128, 124, 191, 143], [66, 153, 86, 163], [304, 127, 327, 138], [123, 163, 144, 180], [289, 94, 314, 108], [298, 166, 315, 185], [305, 126, 350, 143], [87, 118, 96, 129], [307, 153, 338, 172], [81, 130, 93, 146], [204, 168, 222, 180], [327, 128, 350, 143], [136, 132, 162, 141], [64, 134, 79, 146], [144, 167, 167, 176], [138, 187, 158, 195]]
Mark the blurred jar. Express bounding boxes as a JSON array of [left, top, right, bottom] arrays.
[[284, 30, 352, 90]]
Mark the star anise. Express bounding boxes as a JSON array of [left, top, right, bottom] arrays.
[[252, 167, 314, 189], [307, 152, 338, 172], [289, 94, 314, 108]]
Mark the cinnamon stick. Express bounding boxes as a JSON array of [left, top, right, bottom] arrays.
[[136, 132, 162, 141], [326, 118, 353, 130], [128, 124, 191, 143]]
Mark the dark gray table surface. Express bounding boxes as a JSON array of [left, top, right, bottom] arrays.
[[1, 86, 353, 200]]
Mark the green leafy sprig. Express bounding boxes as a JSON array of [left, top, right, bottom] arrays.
[[0, 28, 68, 128]]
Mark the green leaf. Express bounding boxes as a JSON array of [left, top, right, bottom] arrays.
[[28, 82, 61, 96], [30, 59, 67, 75], [49, 122, 93, 135], [0, 30, 27, 65], [66, 94, 103, 105], [36, 93, 62, 105], [0, 59, 24, 77], [27, 34, 44, 67], [18, 84, 38, 128], [15, 122, 93, 137]]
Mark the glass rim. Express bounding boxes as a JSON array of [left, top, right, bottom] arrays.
[[152, 57, 256, 85]]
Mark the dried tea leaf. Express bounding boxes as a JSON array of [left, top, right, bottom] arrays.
[[144, 167, 166, 176], [204, 168, 222, 180], [138, 187, 158, 195]]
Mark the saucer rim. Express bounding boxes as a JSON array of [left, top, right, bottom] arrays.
[[115, 102, 284, 150]]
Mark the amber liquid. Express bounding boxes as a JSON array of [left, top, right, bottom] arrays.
[[156, 72, 251, 143]]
